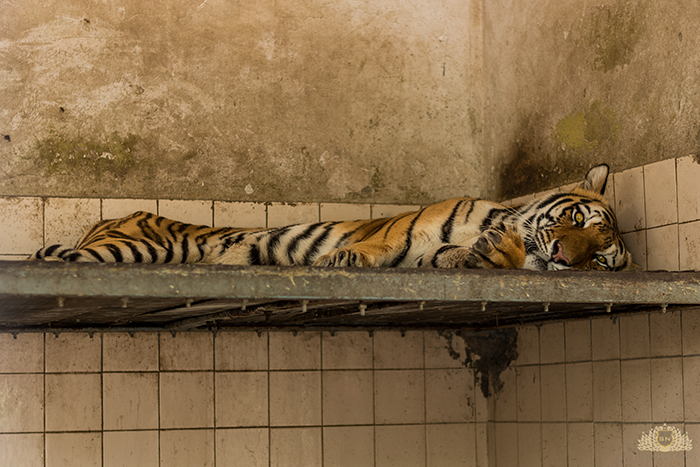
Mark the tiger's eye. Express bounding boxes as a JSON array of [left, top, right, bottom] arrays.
[[596, 255, 607, 264], [574, 212, 584, 224]]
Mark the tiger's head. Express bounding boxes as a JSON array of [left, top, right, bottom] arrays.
[[517, 164, 636, 271]]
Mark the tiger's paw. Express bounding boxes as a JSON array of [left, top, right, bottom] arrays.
[[313, 248, 377, 267], [464, 223, 525, 269]]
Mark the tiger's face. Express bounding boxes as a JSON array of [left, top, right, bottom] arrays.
[[516, 164, 635, 271], [521, 192, 633, 271]]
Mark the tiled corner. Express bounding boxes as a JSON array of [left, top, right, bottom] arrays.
[[375, 425, 426, 467], [374, 370, 425, 424], [158, 199, 213, 225], [102, 198, 157, 219], [592, 360, 622, 422], [267, 203, 319, 228], [322, 370, 373, 425], [566, 362, 593, 421], [160, 429, 215, 467], [324, 426, 375, 467], [216, 372, 269, 427], [104, 430, 159, 467], [45, 332, 101, 373], [565, 319, 592, 362], [45, 373, 101, 432], [371, 204, 421, 219], [0, 197, 43, 255], [269, 371, 321, 426], [374, 330, 423, 369], [320, 203, 371, 222], [213, 201, 267, 228], [217, 428, 269, 467], [0, 434, 44, 465], [160, 332, 213, 371], [0, 374, 44, 432], [643, 158, 678, 228], [103, 372, 159, 430], [321, 331, 373, 369], [159, 372, 214, 428], [679, 220, 700, 271], [215, 331, 268, 371], [270, 428, 322, 467], [539, 322, 565, 364], [646, 224, 679, 271], [269, 331, 320, 370], [614, 166, 645, 233], [44, 198, 101, 247], [677, 155, 700, 223], [425, 369, 475, 423], [0, 333, 43, 373], [103, 332, 158, 372], [45, 432, 102, 467]]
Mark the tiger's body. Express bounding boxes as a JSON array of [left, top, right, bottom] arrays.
[[30, 164, 635, 271]]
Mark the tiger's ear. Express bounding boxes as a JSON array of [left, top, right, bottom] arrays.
[[578, 164, 609, 195]]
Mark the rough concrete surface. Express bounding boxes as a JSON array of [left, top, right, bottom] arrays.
[[483, 0, 700, 199], [1, 0, 698, 204], [0, 0, 483, 204]]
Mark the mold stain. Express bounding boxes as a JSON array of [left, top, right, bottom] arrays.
[[586, 0, 648, 72], [36, 132, 143, 178], [555, 101, 618, 152]]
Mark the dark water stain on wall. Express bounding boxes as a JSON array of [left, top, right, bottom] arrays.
[[440, 328, 519, 398]]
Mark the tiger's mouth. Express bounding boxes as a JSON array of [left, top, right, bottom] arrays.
[[550, 240, 570, 267]]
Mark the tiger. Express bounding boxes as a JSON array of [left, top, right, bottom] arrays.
[[29, 164, 635, 271]]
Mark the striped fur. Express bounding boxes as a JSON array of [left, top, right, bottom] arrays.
[[30, 165, 635, 271]]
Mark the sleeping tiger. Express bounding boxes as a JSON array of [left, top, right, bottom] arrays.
[[30, 164, 634, 271]]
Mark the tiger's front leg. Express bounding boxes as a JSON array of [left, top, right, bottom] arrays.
[[313, 243, 392, 267], [421, 224, 526, 269]]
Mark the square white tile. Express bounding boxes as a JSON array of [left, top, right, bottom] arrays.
[[44, 198, 101, 247], [646, 224, 679, 271], [159, 200, 213, 225], [214, 201, 267, 228], [102, 199, 157, 219], [643, 158, 678, 228], [614, 166, 645, 233], [677, 155, 700, 223], [267, 203, 319, 228], [0, 197, 43, 254]]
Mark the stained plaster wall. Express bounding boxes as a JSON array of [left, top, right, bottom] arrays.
[[1, 0, 699, 207], [0, 0, 483, 205], [484, 0, 700, 200]]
